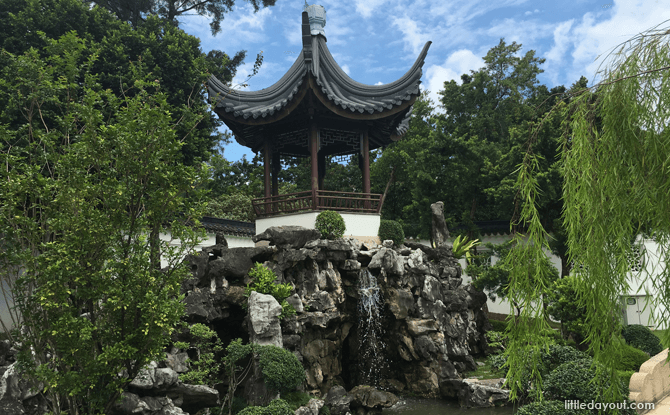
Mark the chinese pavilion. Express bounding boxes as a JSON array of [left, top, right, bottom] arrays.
[[207, 3, 431, 240]]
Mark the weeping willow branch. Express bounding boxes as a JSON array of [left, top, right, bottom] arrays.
[[506, 19, 670, 411]]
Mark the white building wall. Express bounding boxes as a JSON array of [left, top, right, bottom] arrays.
[[256, 212, 380, 240], [159, 231, 254, 268]]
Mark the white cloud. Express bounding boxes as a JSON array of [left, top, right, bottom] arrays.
[[182, 4, 273, 50], [424, 49, 484, 112], [547, 0, 670, 86], [375, 81, 384, 85], [391, 16, 430, 56], [544, 20, 574, 84], [485, 18, 555, 44], [341, 64, 351, 75], [354, 0, 389, 18]]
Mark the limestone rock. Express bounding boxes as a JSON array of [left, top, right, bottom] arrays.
[[130, 362, 179, 392], [248, 291, 283, 348], [430, 201, 450, 247], [386, 288, 414, 319], [111, 392, 187, 415], [253, 226, 321, 249], [286, 293, 304, 313], [165, 352, 189, 373], [458, 379, 510, 408], [326, 386, 351, 415], [349, 386, 398, 409], [406, 319, 438, 336], [166, 383, 219, 414], [295, 398, 325, 415]]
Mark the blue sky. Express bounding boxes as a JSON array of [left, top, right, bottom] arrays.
[[178, 0, 669, 162]]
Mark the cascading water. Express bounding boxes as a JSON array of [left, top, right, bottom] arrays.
[[357, 268, 387, 387]]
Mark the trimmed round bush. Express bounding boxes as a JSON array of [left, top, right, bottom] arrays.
[[516, 400, 590, 415], [541, 344, 589, 375], [238, 399, 294, 415], [257, 345, 305, 393], [315, 210, 345, 240], [615, 342, 651, 372], [378, 219, 404, 247], [544, 358, 620, 401], [622, 324, 663, 356]]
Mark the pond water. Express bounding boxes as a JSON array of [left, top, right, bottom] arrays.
[[384, 397, 516, 415]]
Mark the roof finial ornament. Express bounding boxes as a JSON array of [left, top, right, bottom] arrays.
[[303, 0, 308, 11], [303, 3, 326, 38]]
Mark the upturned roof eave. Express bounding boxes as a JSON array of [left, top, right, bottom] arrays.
[[207, 32, 431, 123]]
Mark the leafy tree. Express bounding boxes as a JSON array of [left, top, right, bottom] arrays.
[[469, 241, 559, 316], [546, 276, 587, 345], [503, 20, 670, 410], [0, 0, 253, 165], [90, 0, 277, 35], [0, 34, 208, 415], [371, 41, 569, 240]]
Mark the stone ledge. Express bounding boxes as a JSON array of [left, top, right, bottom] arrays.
[[629, 348, 670, 414]]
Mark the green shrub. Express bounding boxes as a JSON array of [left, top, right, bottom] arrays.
[[282, 391, 312, 411], [488, 353, 507, 373], [544, 358, 623, 402], [615, 342, 650, 372], [245, 263, 295, 319], [622, 324, 663, 356], [618, 370, 635, 389], [541, 344, 589, 375], [516, 400, 590, 415], [319, 405, 331, 415], [378, 219, 404, 247], [315, 211, 345, 240], [178, 323, 223, 386], [485, 331, 506, 352], [238, 399, 294, 415], [488, 319, 508, 332], [257, 345, 305, 393]]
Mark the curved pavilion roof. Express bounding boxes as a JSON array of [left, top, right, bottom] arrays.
[[207, 8, 431, 155]]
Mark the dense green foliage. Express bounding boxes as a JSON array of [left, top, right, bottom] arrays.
[[502, 20, 670, 410], [613, 343, 649, 372], [238, 399, 294, 415], [256, 345, 306, 393], [378, 219, 405, 246], [0, 0, 249, 166], [315, 211, 346, 240], [469, 240, 559, 316], [245, 263, 295, 319], [206, 191, 256, 222], [546, 276, 588, 344], [622, 324, 663, 356], [281, 392, 312, 411], [543, 358, 621, 401], [0, 34, 207, 415], [92, 0, 277, 35], [178, 323, 224, 386]]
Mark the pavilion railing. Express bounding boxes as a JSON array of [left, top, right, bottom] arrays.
[[252, 190, 383, 218]]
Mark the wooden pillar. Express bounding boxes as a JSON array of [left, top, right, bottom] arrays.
[[362, 131, 371, 194], [310, 122, 319, 209], [263, 141, 271, 214], [271, 150, 280, 197], [318, 153, 325, 190]]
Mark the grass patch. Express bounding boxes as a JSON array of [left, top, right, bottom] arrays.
[[464, 358, 504, 380]]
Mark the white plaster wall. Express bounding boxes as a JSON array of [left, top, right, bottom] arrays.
[[159, 231, 254, 268], [256, 212, 380, 238]]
